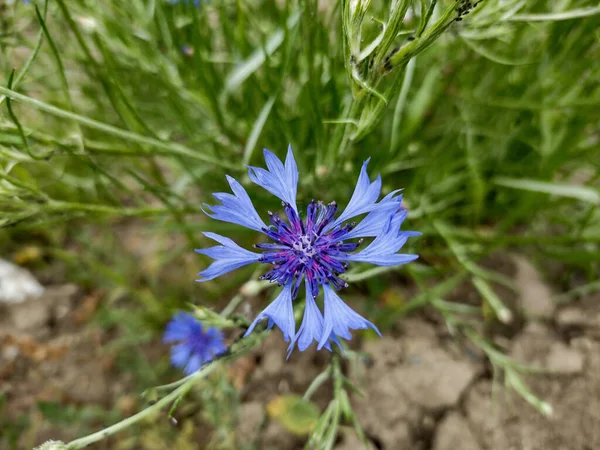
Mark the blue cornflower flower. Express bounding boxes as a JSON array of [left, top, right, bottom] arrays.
[[163, 312, 227, 374], [196, 146, 419, 353], [169, 0, 202, 6], [181, 45, 194, 56]]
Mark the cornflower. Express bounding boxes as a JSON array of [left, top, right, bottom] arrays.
[[163, 312, 226, 374], [196, 146, 419, 354]]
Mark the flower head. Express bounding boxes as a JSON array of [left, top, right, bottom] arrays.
[[181, 45, 194, 56], [34, 441, 66, 450], [196, 146, 419, 353], [169, 0, 202, 6], [163, 312, 226, 374]]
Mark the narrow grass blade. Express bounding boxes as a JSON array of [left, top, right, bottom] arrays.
[[390, 57, 416, 152], [472, 277, 513, 324], [494, 177, 600, 205], [460, 37, 533, 66], [244, 96, 276, 165], [508, 6, 600, 21], [0, 0, 48, 107], [225, 11, 301, 92], [0, 86, 236, 168]]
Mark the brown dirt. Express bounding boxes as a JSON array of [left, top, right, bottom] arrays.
[[2, 255, 599, 450], [236, 255, 600, 450], [0, 285, 130, 447]]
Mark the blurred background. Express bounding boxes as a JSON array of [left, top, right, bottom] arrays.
[[0, 0, 599, 449]]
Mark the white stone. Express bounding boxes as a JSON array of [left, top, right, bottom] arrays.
[[0, 258, 44, 304]]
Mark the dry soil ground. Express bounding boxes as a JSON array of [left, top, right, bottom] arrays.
[[1, 255, 599, 450]]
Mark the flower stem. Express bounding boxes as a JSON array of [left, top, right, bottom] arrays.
[[64, 365, 215, 450], [0, 85, 236, 168], [341, 265, 402, 283]]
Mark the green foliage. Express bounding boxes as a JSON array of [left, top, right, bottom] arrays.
[[1, 394, 31, 450], [267, 395, 321, 436]]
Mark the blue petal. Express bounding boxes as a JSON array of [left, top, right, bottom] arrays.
[[164, 312, 226, 374], [171, 343, 192, 368], [163, 312, 200, 342], [329, 159, 397, 230], [197, 349, 212, 366], [318, 285, 381, 350], [349, 253, 419, 266], [206, 328, 227, 355], [205, 327, 226, 348], [195, 232, 261, 282], [244, 282, 295, 342], [346, 218, 420, 266], [344, 191, 405, 239], [247, 145, 299, 212], [184, 353, 203, 375], [288, 280, 330, 356], [203, 175, 267, 232]]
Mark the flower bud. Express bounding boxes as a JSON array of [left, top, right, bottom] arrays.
[[34, 441, 67, 450]]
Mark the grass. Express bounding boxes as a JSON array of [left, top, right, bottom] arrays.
[[1, 0, 600, 448]]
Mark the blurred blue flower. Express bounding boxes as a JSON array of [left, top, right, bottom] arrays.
[[181, 45, 194, 56], [163, 312, 226, 374], [169, 0, 201, 6], [197, 146, 419, 354]]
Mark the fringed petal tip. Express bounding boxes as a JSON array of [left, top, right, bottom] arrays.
[[194, 232, 261, 281], [317, 285, 381, 350], [281, 283, 381, 354], [247, 146, 299, 212], [243, 283, 296, 343], [286, 281, 328, 357], [330, 158, 384, 229], [202, 176, 267, 232], [346, 212, 420, 266]]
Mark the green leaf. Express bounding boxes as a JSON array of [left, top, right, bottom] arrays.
[[267, 395, 320, 436], [244, 96, 276, 165], [507, 5, 600, 21], [494, 177, 600, 205], [472, 277, 513, 324], [36, 401, 77, 424], [225, 12, 301, 92], [0, 86, 234, 168]]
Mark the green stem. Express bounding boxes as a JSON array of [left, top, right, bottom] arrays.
[[341, 265, 403, 283], [0, 86, 236, 168], [388, 1, 460, 69], [46, 201, 202, 217], [303, 367, 331, 401], [65, 365, 216, 450], [64, 329, 270, 449], [149, 372, 199, 393], [0, 0, 48, 107], [220, 294, 245, 318]]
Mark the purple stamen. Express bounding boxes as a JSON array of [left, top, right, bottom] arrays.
[[257, 200, 360, 299], [316, 201, 337, 234]]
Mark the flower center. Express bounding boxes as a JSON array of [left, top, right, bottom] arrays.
[[256, 200, 360, 298], [292, 235, 317, 261]]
